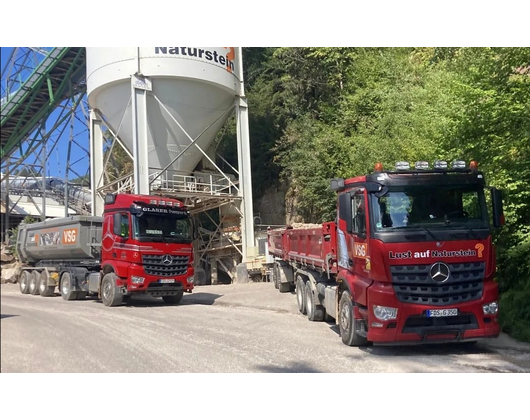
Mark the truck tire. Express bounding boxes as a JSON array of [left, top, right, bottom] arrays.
[[272, 264, 279, 289], [339, 291, 367, 346], [38, 271, 55, 297], [162, 292, 184, 305], [305, 284, 324, 321], [60, 272, 78, 301], [101, 273, 123, 307], [296, 275, 307, 315], [29, 271, 40, 295], [19, 271, 31, 294]]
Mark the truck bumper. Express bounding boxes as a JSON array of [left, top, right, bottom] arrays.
[[365, 281, 500, 345], [121, 264, 194, 295]]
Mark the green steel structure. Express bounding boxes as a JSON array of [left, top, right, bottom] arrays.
[[1, 47, 86, 163]]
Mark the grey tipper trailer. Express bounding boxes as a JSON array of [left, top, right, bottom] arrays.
[[16, 216, 103, 299]]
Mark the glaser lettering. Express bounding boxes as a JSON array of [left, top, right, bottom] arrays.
[[389, 249, 478, 259], [154, 47, 235, 72], [142, 207, 187, 216]]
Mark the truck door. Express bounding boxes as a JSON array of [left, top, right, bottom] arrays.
[[350, 189, 370, 275]]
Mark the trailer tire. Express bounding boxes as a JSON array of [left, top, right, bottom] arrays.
[[29, 271, 40, 295], [272, 264, 279, 289], [101, 273, 123, 307], [305, 284, 324, 322], [339, 291, 367, 346], [38, 271, 55, 297], [296, 275, 307, 315], [60, 272, 78, 301], [162, 292, 184, 305], [19, 271, 31, 294]]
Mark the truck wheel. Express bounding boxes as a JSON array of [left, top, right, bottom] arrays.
[[101, 273, 123, 307], [272, 264, 279, 289], [19, 271, 31, 294], [29, 271, 40, 295], [296, 275, 307, 315], [339, 291, 367, 346], [305, 284, 324, 321], [162, 292, 184, 305], [60, 272, 78, 301], [38, 271, 55, 297]]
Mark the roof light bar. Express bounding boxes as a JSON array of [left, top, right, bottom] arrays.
[[395, 161, 410, 170], [415, 161, 429, 170], [434, 160, 448, 169], [451, 160, 466, 169]]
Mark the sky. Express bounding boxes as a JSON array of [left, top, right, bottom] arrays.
[[1, 47, 90, 181]]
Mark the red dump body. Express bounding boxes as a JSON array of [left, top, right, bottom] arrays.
[[268, 223, 338, 274]]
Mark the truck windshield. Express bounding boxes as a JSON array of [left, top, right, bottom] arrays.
[[370, 185, 488, 231], [133, 214, 193, 243]]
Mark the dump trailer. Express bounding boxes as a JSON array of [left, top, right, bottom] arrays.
[[16, 193, 195, 306], [269, 160, 504, 346]]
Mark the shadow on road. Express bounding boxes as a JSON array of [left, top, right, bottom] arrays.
[[0, 314, 19, 320], [122, 292, 224, 308]]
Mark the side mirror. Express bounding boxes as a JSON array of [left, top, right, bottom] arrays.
[[491, 188, 505, 228]]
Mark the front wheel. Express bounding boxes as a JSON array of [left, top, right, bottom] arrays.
[[162, 292, 184, 305], [101, 273, 123, 307], [339, 291, 367, 346]]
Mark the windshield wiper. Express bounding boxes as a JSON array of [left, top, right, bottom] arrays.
[[408, 224, 439, 241]]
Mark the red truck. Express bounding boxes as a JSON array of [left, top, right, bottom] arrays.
[[268, 160, 504, 346], [16, 193, 195, 306]]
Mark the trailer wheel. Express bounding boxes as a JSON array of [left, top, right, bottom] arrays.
[[272, 264, 279, 289], [60, 272, 78, 301], [339, 291, 367, 346], [29, 271, 40, 295], [305, 284, 324, 321], [162, 292, 184, 305], [19, 271, 31, 294], [101, 273, 123, 307], [38, 271, 55, 297], [296, 275, 307, 315]]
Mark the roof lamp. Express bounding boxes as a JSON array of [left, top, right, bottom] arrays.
[[415, 161, 429, 170], [374, 162, 384, 172], [395, 161, 410, 170], [433, 160, 448, 169], [469, 160, 479, 170], [451, 160, 466, 169]]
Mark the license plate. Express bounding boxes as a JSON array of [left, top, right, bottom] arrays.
[[159, 279, 175, 284], [426, 308, 458, 317]]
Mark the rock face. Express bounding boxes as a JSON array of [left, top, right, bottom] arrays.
[[1, 243, 21, 283]]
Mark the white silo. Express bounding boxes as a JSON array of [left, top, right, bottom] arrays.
[[87, 47, 240, 178], [85, 47, 255, 273]]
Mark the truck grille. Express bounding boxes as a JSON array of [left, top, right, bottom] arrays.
[[142, 254, 189, 277], [390, 262, 485, 306]]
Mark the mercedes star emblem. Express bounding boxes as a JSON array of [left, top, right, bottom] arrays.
[[162, 254, 173, 265], [430, 262, 450, 283]]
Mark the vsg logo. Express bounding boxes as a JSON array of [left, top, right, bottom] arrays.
[[353, 243, 368, 258]]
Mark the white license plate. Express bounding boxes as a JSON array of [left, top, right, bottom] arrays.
[[426, 308, 458, 317], [159, 279, 175, 284]]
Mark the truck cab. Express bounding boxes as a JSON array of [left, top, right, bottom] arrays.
[[98, 193, 195, 306], [333, 160, 504, 344]]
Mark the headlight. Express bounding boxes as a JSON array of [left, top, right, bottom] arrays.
[[483, 301, 498, 315], [373, 305, 398, 321], [131, 276, 145, 284], [187, 276, 195, 285]]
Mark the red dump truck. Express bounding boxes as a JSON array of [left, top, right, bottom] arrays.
[[16, 193, 195, 306], [268, 160, 504, 346]]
